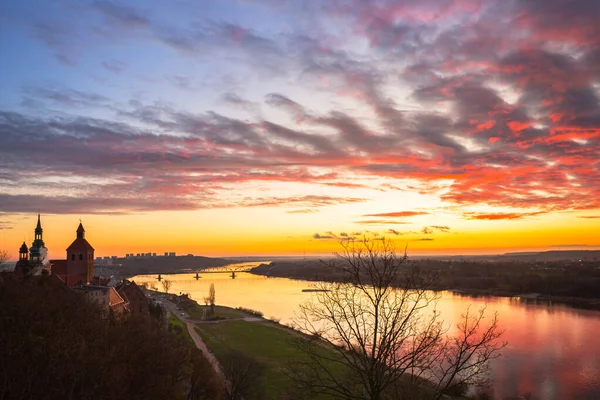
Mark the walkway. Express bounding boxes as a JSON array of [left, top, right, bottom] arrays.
[[162, 298, 225, 376]]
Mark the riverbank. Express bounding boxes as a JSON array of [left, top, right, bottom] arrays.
[[250, 260, 600, 311], [450, 288, 600, 311], [157, 291, 343, 398]]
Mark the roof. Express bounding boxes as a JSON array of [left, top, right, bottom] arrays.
[[73, 283, 109, 292], [109, 287, 126, 307], [66, 237, 95, 252], [50, 259, 67, 276], [35, 214, 42, 233]]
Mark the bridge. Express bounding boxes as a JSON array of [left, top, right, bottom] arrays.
[[156, 264, 257, 281]]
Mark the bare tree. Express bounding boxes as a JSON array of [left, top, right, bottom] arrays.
[[0, 250, 9, 270], [208, 283, 216, 315], [162, 279, 172, 294], [221, 350, 265, 400], [291, 238, 505, 400]]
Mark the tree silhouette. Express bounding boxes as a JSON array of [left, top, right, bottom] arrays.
[[291, 238, 505, 400], [0, 250, 9, 270], [0, 276, 224, 399], [208, 283, 216, 315], [162, 279, 172, 293]]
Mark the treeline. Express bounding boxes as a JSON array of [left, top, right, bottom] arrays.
[[0, 276, 223, 400], [252, 258, 600, 299]]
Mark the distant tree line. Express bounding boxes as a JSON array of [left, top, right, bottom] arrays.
[[0, 276, 224, 400], [253, 258, 600, 300]]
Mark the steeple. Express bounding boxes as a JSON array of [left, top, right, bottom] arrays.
[[77, 222, 85, 239], [19, 242, 29, 260], [35, 214, 43, 241], [30, 214, 46, 265]]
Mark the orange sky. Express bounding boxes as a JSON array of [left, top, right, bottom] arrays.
[[2, 203, 599, 260]]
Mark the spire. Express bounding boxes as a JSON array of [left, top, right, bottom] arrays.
[[35, 214, 42, 234], [77, 222, 85, 239], [19, 242, 28, 261]]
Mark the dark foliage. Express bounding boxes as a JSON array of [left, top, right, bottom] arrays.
[[220, 350, 265, 400], [0, 276, 223, 400], [253, 258, 600, 300]]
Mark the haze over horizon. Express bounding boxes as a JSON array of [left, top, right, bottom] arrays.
[[1, 0, 599, 259]]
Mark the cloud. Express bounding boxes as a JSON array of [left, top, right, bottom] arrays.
[[550, 244, 591, 248], [355, 220, 412, 225], [414, 238, 434, 241], [313, 233, 334, 239], [91, 1, 150, 29], [101, 60, 128, 74], [363, 211, 429, 218], [464, 212, 546, 220], [4, 0, 600, 219], [578, 216, 600, 219], [386, 229, 401, 235], [0, 220, 13, 230]]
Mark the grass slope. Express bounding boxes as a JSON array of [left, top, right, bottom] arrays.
[[196, 320, 345, 399]]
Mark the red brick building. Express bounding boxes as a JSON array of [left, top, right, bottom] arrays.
[[52, 223, 94, 287], [117, 280, 149, 316]]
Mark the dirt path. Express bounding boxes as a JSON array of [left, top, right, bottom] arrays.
[[162, 298, 225, 376]]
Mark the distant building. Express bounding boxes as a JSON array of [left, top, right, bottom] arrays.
[[73, 283, 127, 318], [116, 280, 148, 316]]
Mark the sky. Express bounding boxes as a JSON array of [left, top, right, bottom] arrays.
[[0, 0, 599, 259]]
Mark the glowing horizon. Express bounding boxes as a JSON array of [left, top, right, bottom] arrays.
[[1, 0, 599, 259]]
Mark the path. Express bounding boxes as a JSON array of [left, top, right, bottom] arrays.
[[162, 298, 225, 375]]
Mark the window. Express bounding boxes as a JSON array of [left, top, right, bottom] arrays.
[[71, 254, 75, 260], [79, 254, 83, 261]]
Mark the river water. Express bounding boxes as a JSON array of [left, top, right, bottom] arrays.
[[132, 263, 600, 400]]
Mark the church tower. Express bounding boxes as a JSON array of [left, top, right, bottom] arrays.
[[14, 242, 32, 276], [65, 222, 95, 286], [19, 242, 29, 262], [29, 214, 48, 266]]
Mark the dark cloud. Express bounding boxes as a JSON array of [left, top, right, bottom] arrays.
[[22, 86, 110, 108], [101, 60, 128, 74], [313, 233, 334, 239], [91, 1, 150, 28], [429, 225, 451, 232]]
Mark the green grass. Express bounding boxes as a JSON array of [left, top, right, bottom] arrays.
[[196, 320, 346, 399], [168, 313, 193, 345], [179, 297, 254, 320]]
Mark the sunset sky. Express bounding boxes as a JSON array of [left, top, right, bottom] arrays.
[[1, 0, 599, 259]]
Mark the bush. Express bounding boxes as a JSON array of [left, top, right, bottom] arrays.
[[235, 307, 263, 317]]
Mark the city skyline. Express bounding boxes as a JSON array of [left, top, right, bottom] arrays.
[[1, 0, 599, 258]]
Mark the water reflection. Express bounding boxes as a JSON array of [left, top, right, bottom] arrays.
[[133, 263, 600, 400]]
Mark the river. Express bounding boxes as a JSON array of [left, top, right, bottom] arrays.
[[132, 262, 600, 400]]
